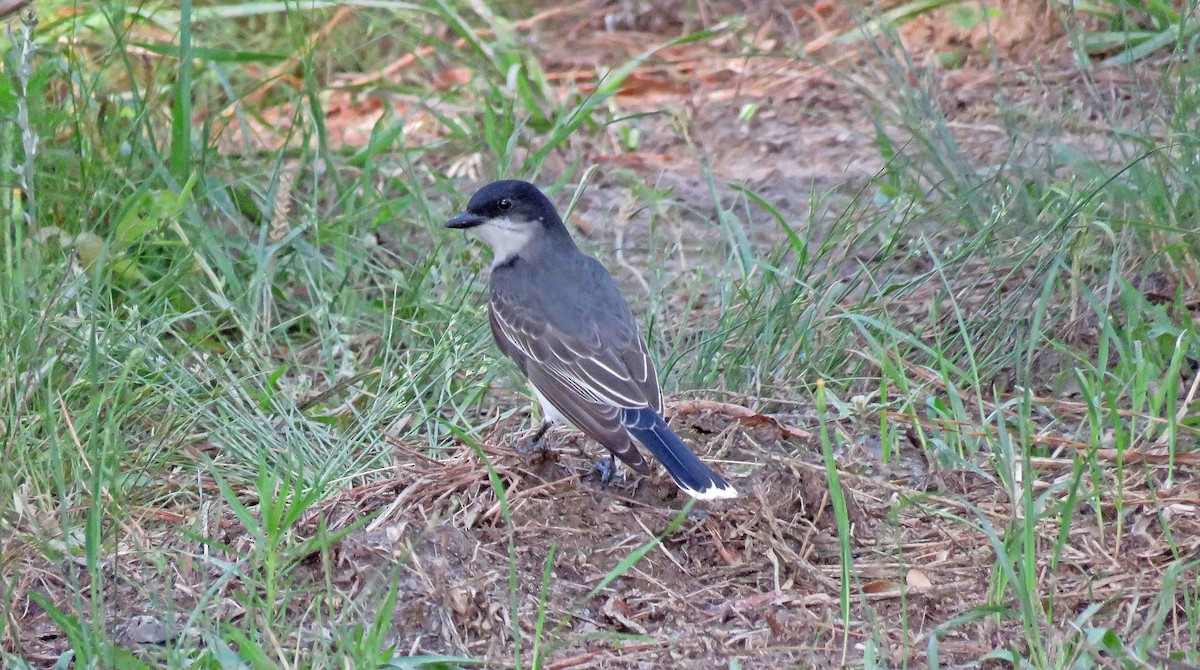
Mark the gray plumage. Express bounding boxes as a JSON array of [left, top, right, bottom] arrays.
[[445, 180, 736, 500], [489, 232, 660, 474]]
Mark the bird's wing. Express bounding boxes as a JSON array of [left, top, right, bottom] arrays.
[[524, 363, 650, 473], [490, 285, 661, 413]]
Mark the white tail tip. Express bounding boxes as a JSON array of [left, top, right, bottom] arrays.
[[681, 480, 739, 500]]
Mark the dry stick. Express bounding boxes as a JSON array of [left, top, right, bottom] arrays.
[[669, 398, 815, 441], [382, 433, 443, 465], [1021, 390, 1200, 433], [751, 481, 841, 593], [890, 349, 1200, 452], [1153, 364, 1200, 454], [707, 525, 740, 566], [545, 643, 662, 670], [632, 514, 687, 574], [613, 198, 651, 297], [888, 410, 1200, 467], [782, 453, 1013, 525], [793, 442, 1182, 561], [901, 345, 1195, 432], [57, 393, 94, 476], [233, 5, 356, 114], [480, 475, 577, 523]]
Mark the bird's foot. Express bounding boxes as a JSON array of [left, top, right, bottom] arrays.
[[516, 421, 552, 455], [594, 455, 619, 487], [516, 437, 547, 455]]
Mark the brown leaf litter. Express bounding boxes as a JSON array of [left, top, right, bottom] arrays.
[[309, 401, 1200, 665], [3, 395, 1197, 665]]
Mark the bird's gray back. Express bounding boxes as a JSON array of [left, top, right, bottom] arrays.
[[500, 249, 636, 344]]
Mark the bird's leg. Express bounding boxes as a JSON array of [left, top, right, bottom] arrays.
[[516, 420, 552, 454]]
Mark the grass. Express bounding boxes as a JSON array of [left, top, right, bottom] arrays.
[[2, 0, 1199, 667]]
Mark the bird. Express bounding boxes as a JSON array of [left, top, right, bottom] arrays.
[[445, 179, 737, 500]]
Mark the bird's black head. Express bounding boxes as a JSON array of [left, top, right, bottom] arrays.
[[444, 180, 569, 264], [444, 180, 561, 230]]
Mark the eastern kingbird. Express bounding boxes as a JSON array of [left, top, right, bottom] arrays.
[[445, 180, 737, 500]]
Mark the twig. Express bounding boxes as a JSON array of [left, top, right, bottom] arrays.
[[233, 6, 356, 113], [889, 411, 1200, 467], [668, 398, 815, 441], [545, 642, 662, 670]]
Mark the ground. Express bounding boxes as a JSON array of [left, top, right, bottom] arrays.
[[2, 1, 1199, 668]]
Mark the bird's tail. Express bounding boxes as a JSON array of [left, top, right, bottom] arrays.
[[620, 407, 737, 500]]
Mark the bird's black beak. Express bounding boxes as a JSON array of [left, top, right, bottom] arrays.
[[444, 212, 486, 230]]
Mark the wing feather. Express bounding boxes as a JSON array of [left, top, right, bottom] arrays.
[[491, 294, 656, 409], [525, 365, 650, 474]]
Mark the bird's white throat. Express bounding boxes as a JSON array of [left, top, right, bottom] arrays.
[[471, 216, 535, 267]]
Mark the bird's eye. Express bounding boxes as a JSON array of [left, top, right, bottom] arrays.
[[498, 198, 512, 211]]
